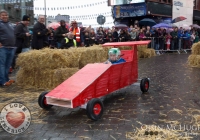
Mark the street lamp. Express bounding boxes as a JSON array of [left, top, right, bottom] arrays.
[[44, 0, 47, 25]]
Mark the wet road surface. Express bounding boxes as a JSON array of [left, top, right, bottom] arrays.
[[0, 53, 200, 140]]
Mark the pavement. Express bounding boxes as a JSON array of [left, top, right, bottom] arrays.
[[0, 53, 200, 140]]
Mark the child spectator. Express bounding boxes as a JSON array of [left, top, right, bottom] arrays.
[[48, 32, 56, 49], [89, 28, 95, 46], [84, 31, 90, 47], [166, 32, 172, 50]]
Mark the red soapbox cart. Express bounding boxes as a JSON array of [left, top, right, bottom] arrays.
[[38, 41, 151, 121]]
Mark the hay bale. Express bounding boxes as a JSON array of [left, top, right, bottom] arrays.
[[16, 48, 82, 70], [137, 48, 155, 58], [16, 68, 79, 89], [188, 54, 200, 68], [137, 45, 148, 52], [78, 46, 108, 68], [17, 46, 109, 70], [149, 48, 156, 56], [191, 42, 200, 55]]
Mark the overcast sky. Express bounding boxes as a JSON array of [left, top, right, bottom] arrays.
[[33, 0, 114, 27]]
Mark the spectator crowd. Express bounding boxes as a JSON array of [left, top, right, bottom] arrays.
[[1, 8, 200, 87]]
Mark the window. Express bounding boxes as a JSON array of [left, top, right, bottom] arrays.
[[147, 0, 172, 4]]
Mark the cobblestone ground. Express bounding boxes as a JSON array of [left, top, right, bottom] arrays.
[[0, 53, 200, 140]]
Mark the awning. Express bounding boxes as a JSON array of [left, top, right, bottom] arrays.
[[193, 16, 200, 20]]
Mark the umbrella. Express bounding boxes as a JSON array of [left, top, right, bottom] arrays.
[[153, 23, 171, 28], [171, 16, 186, 23], [114, 24, 128, 29], [139, 18, 156, 26], [191, 24, 200, 28], [48, 22, 60, 30], [181, 24, 190, 30], [48, 22, 69, 30]]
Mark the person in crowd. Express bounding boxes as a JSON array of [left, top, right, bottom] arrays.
[[103, 28, 108, 43], [0, 10, 15, 87], [84, 30, 90, 47], [193, 31, 199, 43], [154, 28, 162, 50], [170, 27, 179, 50], [96, 30, 104, 44], [48, 30, 56, 49], [89, 28, 96, 46], [138, 29, 146, 40], [166, 32, 172, 50], [105, 48, 126, 64], [12, 15, 31, 70], [55, 20, 69, 48], [130, 28, 137, 41], [69, 20, 82, 47], [119, 29, 127, 42], [15, 15, 31, 53], [178, 27, 184, 49], [190, 31, 196, 46], [128, 25, 133, 33], [107, 29, 113, 42], [61, 32, 76, 49], [32, 15, 51, 50], [134, 20, 139, 27], [145, 26, 152, 48], [183, 29, 191, 49], [112, 28, 119, 42], [159, 28, 166, 50]]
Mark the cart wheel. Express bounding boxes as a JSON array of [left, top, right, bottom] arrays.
[[38, 91, 53, 110], [86, 98, 104, 121], [140, 78, 149, 93]]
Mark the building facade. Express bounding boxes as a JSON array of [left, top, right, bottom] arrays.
[[0, 1, 34, 25], [110, 0, 200, 27]]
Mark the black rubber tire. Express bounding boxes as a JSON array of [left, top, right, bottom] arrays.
[[140, 78, 149, 93], [86, 98, 104, 121], [38, 91, 53, 110]]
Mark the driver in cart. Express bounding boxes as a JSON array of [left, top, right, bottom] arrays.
[[105, 48, 126, 64]]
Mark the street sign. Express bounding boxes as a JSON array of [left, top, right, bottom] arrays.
[[97, 15, 106, 25]]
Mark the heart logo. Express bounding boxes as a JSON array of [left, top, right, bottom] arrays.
[[6, 112, 25, 128]]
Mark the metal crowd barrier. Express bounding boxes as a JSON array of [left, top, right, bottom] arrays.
[[143, 37, 193, 55]]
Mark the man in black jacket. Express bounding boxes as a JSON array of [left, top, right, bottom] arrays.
[[12, 15, 31, 70], [0, 10, 15, 87], [15, 15, 31, 53], [55, 20, 69, 48], [31, 15, 51, 50]]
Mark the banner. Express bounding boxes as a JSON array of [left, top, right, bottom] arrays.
[[113, 3, 146, 18], [109, 0, 145, 6]]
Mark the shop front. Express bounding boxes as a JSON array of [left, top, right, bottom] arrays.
[[112, 1, 173, 27], [112, 2, 146, 26]]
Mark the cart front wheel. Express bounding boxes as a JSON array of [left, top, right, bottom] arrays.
[[86, 98, 104, 121], [38, 91, 53, 110], [140, 78, 150, 93]]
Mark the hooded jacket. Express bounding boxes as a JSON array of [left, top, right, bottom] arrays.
[[0, 19, 15, 47]]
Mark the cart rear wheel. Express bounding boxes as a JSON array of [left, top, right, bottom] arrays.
[[38, 91, 53, 110], [140, 78, 149, 93], [86, 98, 104, 121]]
